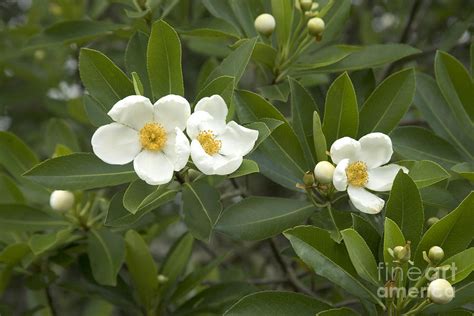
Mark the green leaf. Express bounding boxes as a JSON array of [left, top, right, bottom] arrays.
[[235, 90, 307, 190], [313, 111, 328, 162], [322, 72, 358, 145], [24, 153, 137, 190], [289, 78, 318, 166], [123, 180, 172, 214], [201, 0, 242, 35], [359, 68, 415, 135], [295, 45, 358, 70], [340, 228, 380, 286], [0, 132, 38, 178], [452, 162, 474, 181], [441, 248, 474, 284], [271, 0, 293, 51], [228, 159, 259, 178], [44, 118, 80, 154], [424, 275, 474, 314], [29, 227, 73, 255], [244, 118, 283, 152], [182, 180, 222, 241], [383, 218, 406, 264], [79, 48, 134, 110], [216, 197, 315, 241], [124, 230, 159, 310], [177, 19, 240, 40], [258, 81, 290, 102], [195, 76, 235, 117], [125, 32, 151, 97], [224, 291, 330, 315], [351, 213, 380, 257], [284, 226, 384, 306], [313, 44, 420, 72], [435, 51, 474, 123], [0, 204, 68, 232], [0, 243, 30, 265], [316, 307, 360, 316], [131, 72, 144, 96], [414, 73, 474, 160], [0, 175, 25, 203], [391, 126, 463, 169], [386, 171, 424, 247], [147, 20, 184, 100], [159, 233, 194, 297], [396, 160, 450, 189], [28, 20, 124, 48], [204, 38, 257, 87], [414, 192, 474, 268], [87, 228, 125, 286], [83, 94, 112, 127]]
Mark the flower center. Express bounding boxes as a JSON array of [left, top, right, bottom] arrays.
[[197, 130, 221, 155], [346, 161, 368, 187], [139, 123, 167, 151]]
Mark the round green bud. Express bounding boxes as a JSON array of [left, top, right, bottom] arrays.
[[314, 161, 335, 184], [307, 17, 325, 36], [254, 13, 276, 37], [428, 246, 445, 264], [300, 0, 313, 11], [428, 279, 454, 304], [427, 217, 440, 227], [303, 171, 315, 187]]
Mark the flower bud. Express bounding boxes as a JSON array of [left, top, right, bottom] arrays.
[[307, 17, 325, 36], [303, 171, 315, 187], [157, 274, 168, 284], [392, 242, 411, 263], [254, 13, 276, 37], [49, 190, 75, 212], [299, 0, 313, 12], [428, 279, 455, 304], [428, 246, 445, 264], [426, 217, 439, 227], [314, 161, 335, 184]]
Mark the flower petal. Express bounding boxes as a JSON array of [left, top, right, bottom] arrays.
[[347, 186, 385, 214], [330, 137, 361, 164], [358, 132, 393, 169], [91, 123, 141, 165], [194, 95, 228, 121], [190, 140, 242, 175], [366, 164, 409, 192], [333, 158, 349, 191], [133, 150, 174, 185], [154, 94, 191, 131], [186, 111, 226, 139], [163, 128, 191, 171], [219, 121, 259, 156], [108, 95, 153, 130]]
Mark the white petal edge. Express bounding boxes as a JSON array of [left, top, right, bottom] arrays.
[[133, 150, 174, 185], [366, 164, 409, 192], [186, 111, 226, 139], [154, 94, 191, 131], [163, 128, 191, 171], [108, 95, 153, 130], [333, 158, 349, 191], [190, 140, 242, 175], [358, 132, 393, 169], [194, 94, 228, 122], [347, 186, 385, 214], [330, 137, 361, 164], [219, 121, 259, 156], [91, 123, 141, 165]]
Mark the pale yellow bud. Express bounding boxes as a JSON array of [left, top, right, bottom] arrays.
[[254, 13, 276, 37], [49, 190, 75, 212], [428, 279, 455, 304], [428, 246, 445, 264], [314, 161, 335, 184], [307, 17, 325, 36]]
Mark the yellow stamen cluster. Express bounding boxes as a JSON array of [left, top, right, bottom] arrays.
[[139, 123, 167, 151], [346, 161, 368, 187], [197, 130, 221, 156]]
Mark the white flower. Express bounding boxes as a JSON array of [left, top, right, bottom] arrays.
[[50, 190, 75, 211], [91, 95, 191, 185], [186, 95, 258, 175], [428, 279, 455, 304], [330, 132, 408, 214]]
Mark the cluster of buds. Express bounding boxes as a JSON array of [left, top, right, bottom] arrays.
[[300, 160, 335, 190], [254, 13, 276, 37], [388, 241, 412, 264]]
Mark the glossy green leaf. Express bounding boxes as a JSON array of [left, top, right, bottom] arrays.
[[317, 308, 360, 316], [131, 72, 144, 96], [83, 94, 112, 127], [351, 214, 380, 257], [290, 78, 318, 166], [383, 218, 406, 274], [322, 72, 358, 145], [235, 90, 307, 190], [79, 48, 134, 110], [313, 111, 328, 161], [341, 228, 380, 286], [0, 132, 38, 178], [125, 32, 151, 97], [284, 226, 384, 306], [271, 0, 293, 51], [258, 81, 290, 102], [24, 153, 137, 190], [386, 171, 424, 247], [88, 228, 125, 286], [452, 162, 474, 181], [182, 180, 222, 241], [124, 230, 159, 310], [244, 118, 283, 153], [123, 180, 173, 214], [225, 291, 330, 315], [44, 118, 80, 154], [0, 243, 30, 265], [147, 20, 184, 99], [201, 0, 242, 34], [0, 204, 68, 232], [0, 175, 25, 203], [216, 197, 315, 241], [397, 160, 450, 189], [359, 68, 415, 135], [229, 159, 259, 178], [29, 227, 73, 255], [414, 192, 474, 268], [441, 248, 474, 285]]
